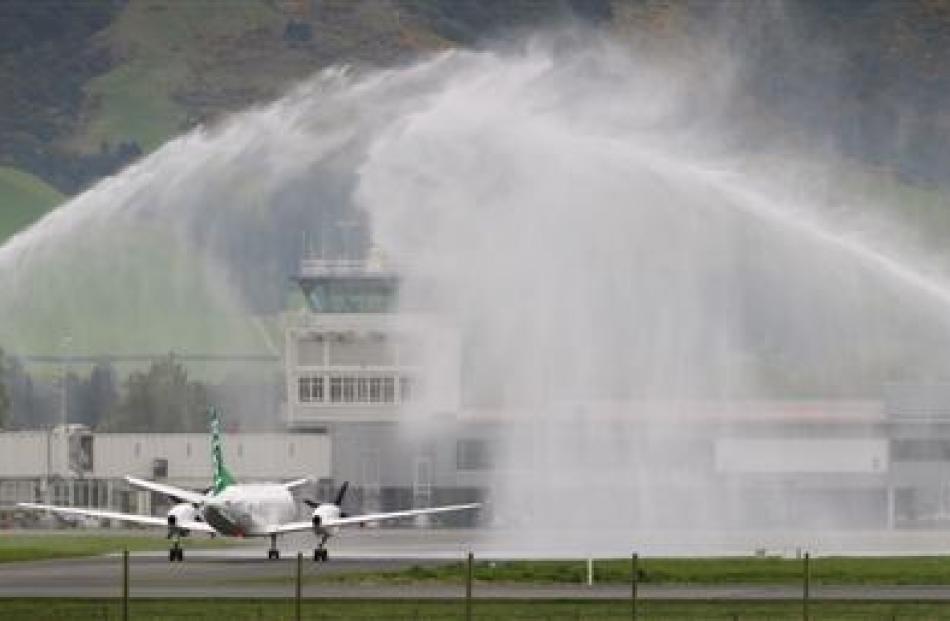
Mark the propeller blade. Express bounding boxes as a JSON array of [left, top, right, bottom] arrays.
[[303, 499, 321, 509], [333, 481, 349, 506]]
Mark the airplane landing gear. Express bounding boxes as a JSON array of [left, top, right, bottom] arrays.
[[169, 535, 184, 562], [267, 533, 280, 560], [313, 533, 330, 562]]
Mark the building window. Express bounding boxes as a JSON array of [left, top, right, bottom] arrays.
[[134, 443, 141, 458], [299, 376, 325, 403], [313, 374, 402, 405], [892, 439, 950, 462], [457, 439, 492, 470], [342, 376, 357, 402], [330, 377, 343, 402], [369, 377, 382, 403], [186, 443, 192, 458]]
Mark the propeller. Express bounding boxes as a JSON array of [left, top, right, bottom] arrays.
[[333, 481, 349, 506], [303, 481, 350, 514]]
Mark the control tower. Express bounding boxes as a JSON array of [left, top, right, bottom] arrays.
[[284, 250, 474, 515]]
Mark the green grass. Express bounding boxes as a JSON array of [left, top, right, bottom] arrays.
[[5, 598, 950, 620], [0, 167, 64, 242], [0, 533, 235, 563], [72, 0, 285, 154], [0, 219, 279, 373], [313, 556, 950, 586]]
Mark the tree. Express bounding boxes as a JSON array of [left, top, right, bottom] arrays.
[[73, 361, 118, 429], [101, 355, 210, 432]]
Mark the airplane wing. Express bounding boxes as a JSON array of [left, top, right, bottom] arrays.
[[283, 478, 310, 490], [124, 476, 206, 505], [16, 502, 215, 533], [270, 503, 481, 535]]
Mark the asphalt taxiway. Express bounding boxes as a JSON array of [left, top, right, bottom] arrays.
[[7, 528, 950, 600], [8, 555, 950, 601]]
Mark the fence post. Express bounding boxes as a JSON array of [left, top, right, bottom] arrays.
[[631, 552, 638, 620], [296, 551, 303, 621], [122, 548, 129, 621], [587, 557, 594, 586], [802, 551, 810, 621], [466, 551, 473, 621]]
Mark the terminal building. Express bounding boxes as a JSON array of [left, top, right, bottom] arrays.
[[0, 426, 329, 523], [281, 253, 950, 530]]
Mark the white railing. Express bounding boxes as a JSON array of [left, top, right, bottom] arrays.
[[299, 258, 397, 276]]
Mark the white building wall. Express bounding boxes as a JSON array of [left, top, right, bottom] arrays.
[[286, 312, 461, 426], [0, 432, 50, 477], [715, 438, 889, 474], [93, 433, 331, 483], [0, 432, 331, 485]]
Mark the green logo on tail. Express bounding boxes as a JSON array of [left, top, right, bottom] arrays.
[[209, 407, 236, 494]]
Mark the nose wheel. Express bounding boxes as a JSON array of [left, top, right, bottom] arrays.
[[313, 533, 330, 562], [267, 533, 280, 560], [169, 535, 184, 562]]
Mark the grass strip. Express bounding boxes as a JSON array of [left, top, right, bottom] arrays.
[[6, 597, 950, 620], [312, 556, 950, 586], [0, 534, 235, 563]]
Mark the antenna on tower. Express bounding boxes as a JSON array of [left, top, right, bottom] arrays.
[[338, 219, 359, 261]]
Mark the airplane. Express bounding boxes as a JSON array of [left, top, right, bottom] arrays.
[[18, 408, 480, 562]]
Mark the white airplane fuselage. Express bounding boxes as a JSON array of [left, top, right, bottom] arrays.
[[202, 484, 297, 537]]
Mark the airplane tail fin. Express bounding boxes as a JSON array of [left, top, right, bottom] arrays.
[[209, 407, 237, 494]]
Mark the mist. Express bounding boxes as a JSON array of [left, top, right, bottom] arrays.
[[357, 32, 950, 543]]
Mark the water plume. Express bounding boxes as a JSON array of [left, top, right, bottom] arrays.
[[356, 35, 950, 549]]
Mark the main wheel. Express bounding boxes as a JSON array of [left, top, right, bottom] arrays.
[[318, 549, 329, 562], [169, 549, 176, 562], [268, 549, 280, 560]]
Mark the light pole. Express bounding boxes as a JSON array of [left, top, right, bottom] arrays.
[[60, 335, 72, 506]]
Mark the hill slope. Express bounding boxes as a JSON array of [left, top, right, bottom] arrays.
[[0, 167, 63, 243]]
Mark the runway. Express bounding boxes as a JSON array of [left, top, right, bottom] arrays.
[[8, 554, 950, 600], [6, 528, 950, 600]]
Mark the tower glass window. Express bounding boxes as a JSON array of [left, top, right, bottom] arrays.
[[298, 277, 398, 314]]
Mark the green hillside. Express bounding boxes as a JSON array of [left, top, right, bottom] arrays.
[[68, 0, 448, 155], [0, 167, 64, 242], [70, 0, 286, 154]]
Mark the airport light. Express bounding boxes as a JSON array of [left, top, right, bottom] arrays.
[[60, 335, 72, 506]]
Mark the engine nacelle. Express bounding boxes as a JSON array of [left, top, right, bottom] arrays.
[[311, 504, 340, 530], [167, 503, 197, 530]]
